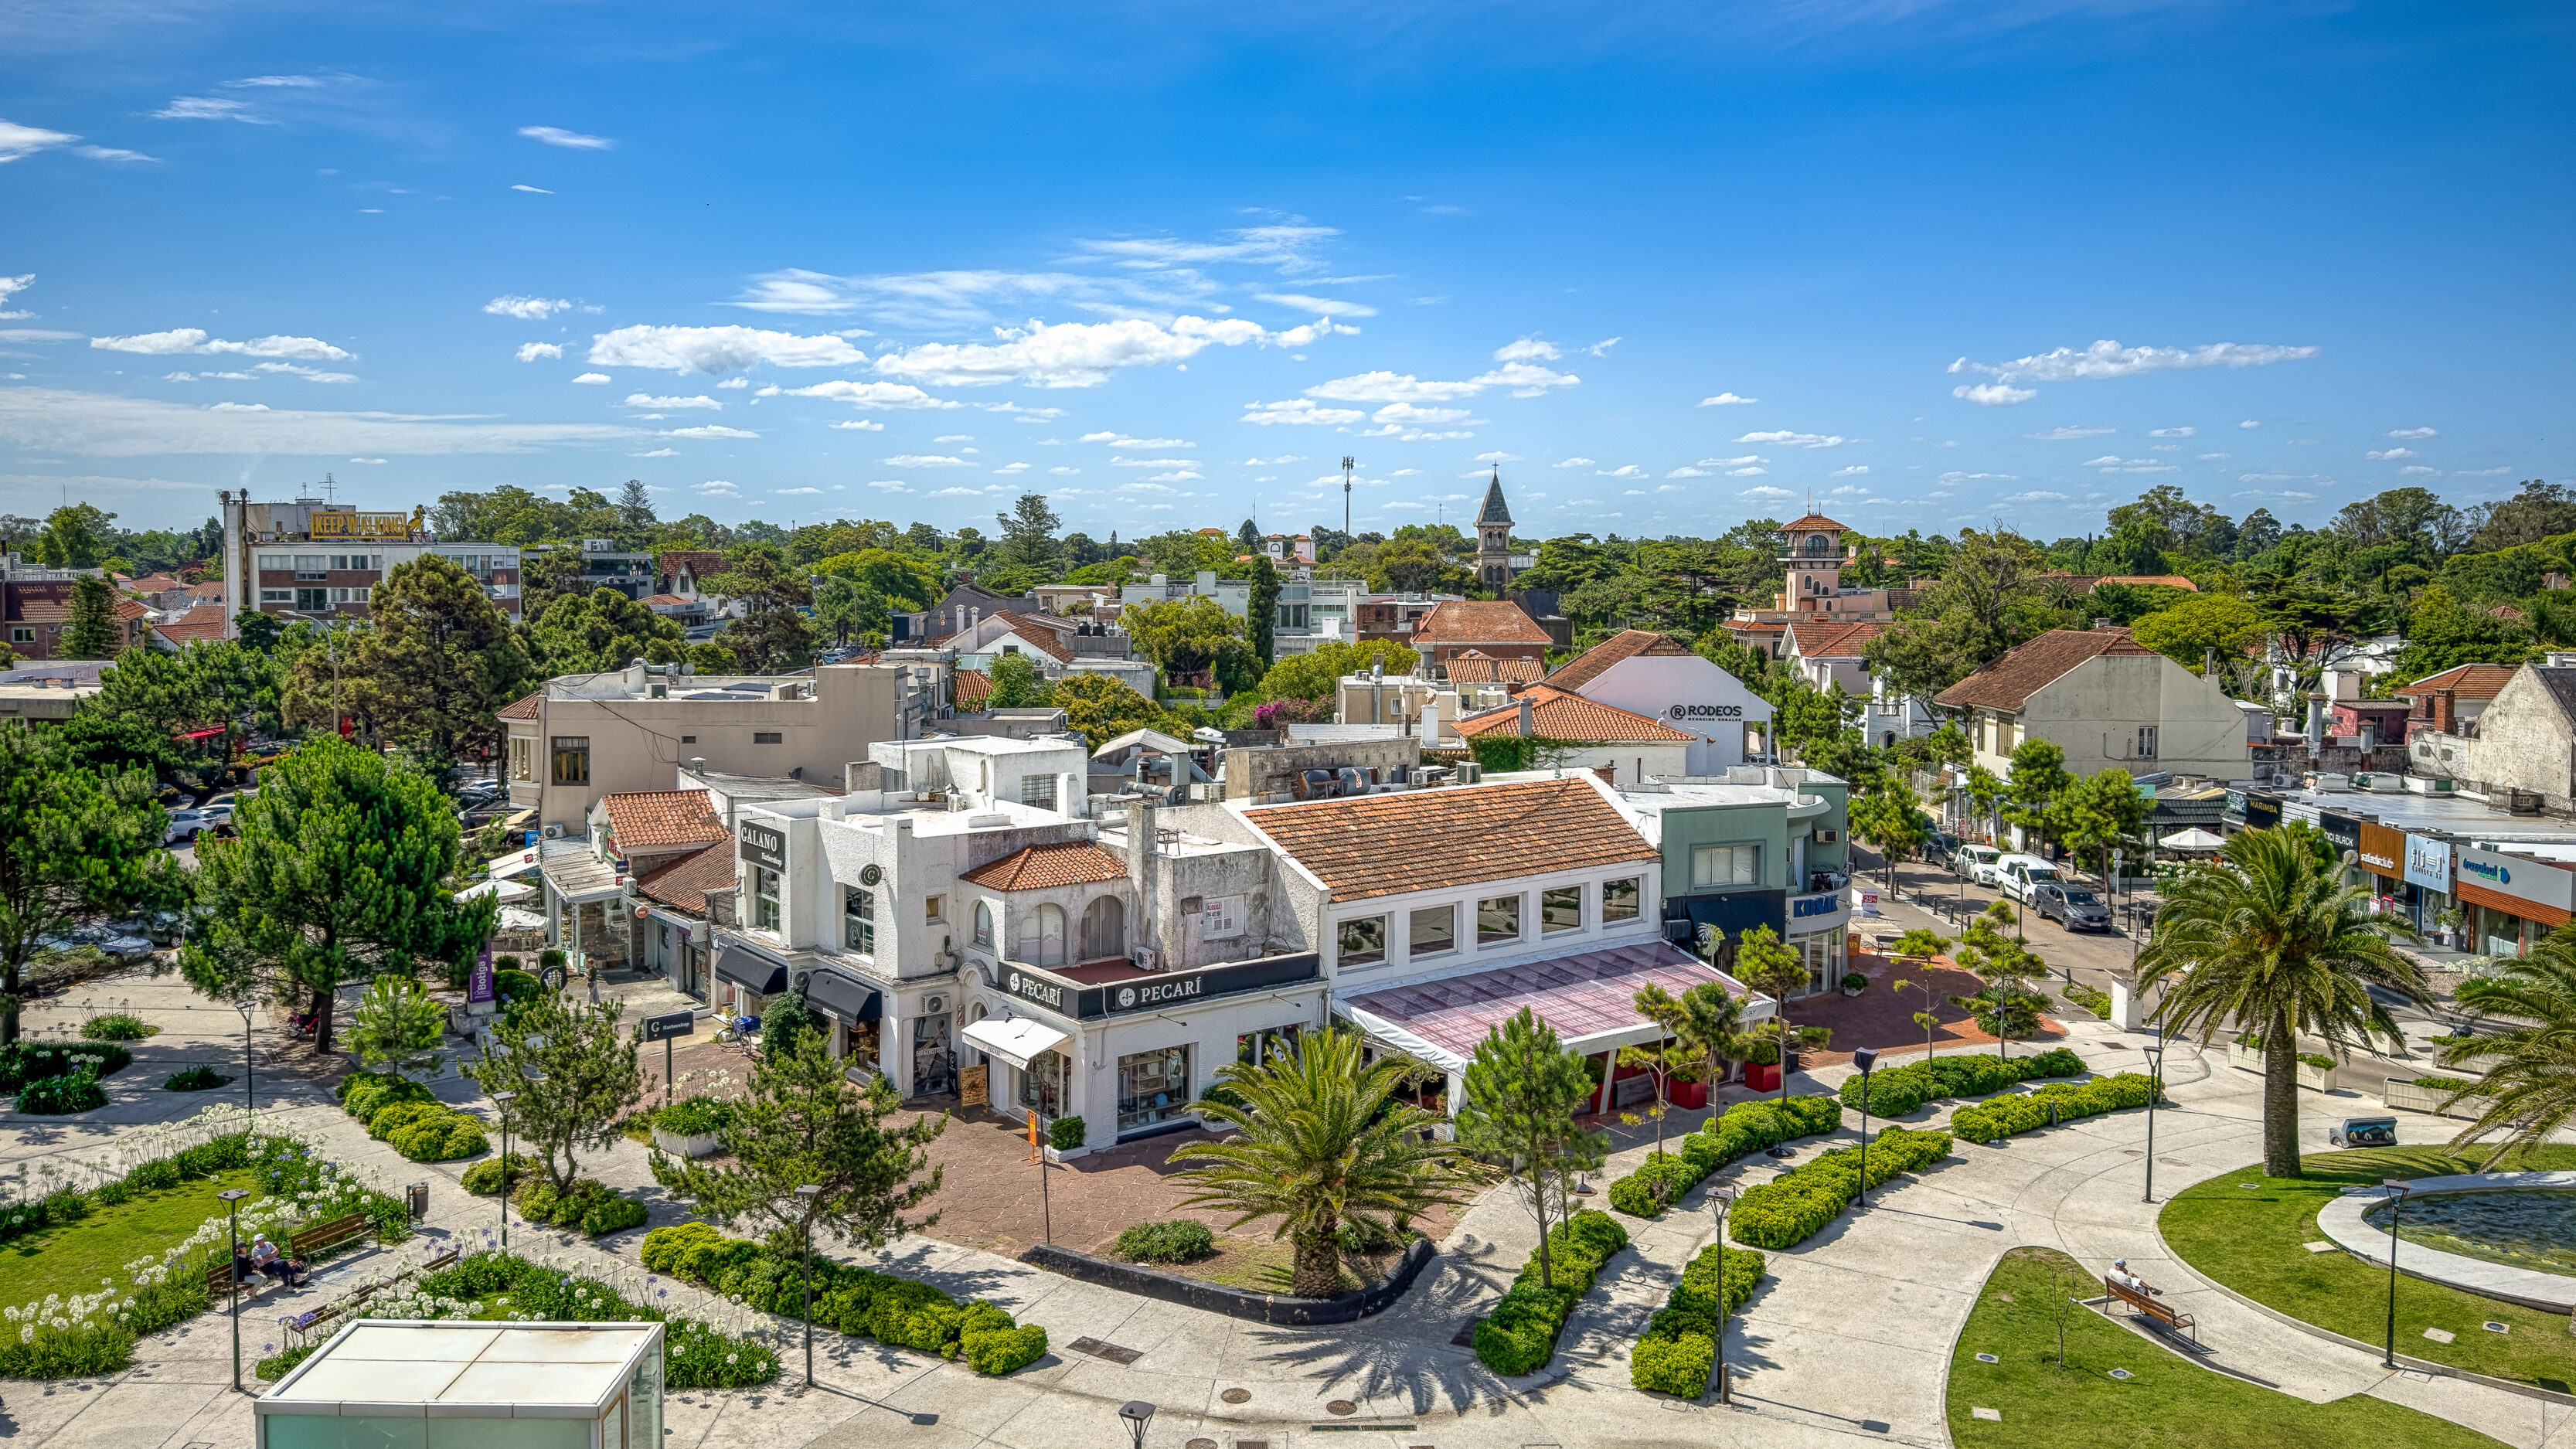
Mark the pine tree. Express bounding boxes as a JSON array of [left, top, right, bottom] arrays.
[[469, 992, 645, 1192], [0, 723, 182, 1043], [1247, 554, 1280, 664], [60, 575, 123, 659], [1456, 1007, 1604, 1290]]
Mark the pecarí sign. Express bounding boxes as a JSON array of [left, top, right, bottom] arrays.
[[1003, 953, 1320, 1021]]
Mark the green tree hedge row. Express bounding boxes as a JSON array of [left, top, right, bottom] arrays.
[[1727, 1127, 1955, 1250], [1605, 1094, 1843, 1219], [1834, 1046, 2088, 1117], [1629, 1240, 1767, 1397], [1948, 1073, 2160, 1144], [1472, 1208, 1630, 1376]]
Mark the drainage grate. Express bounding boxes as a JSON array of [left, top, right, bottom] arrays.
[[1065, 1335, 1143, 1365], [1975, 1352, 1999, 1364]]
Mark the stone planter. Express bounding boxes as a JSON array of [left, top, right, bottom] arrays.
[[652, 1126, 720, 1158], [2295, 1060, 2337, 1092], [2381, 1078, 2497, 1120], [2227, 1043, 2265, 1074], [1043, 1145, 1090, 1164], [1668, 1078, 1709, 1111]]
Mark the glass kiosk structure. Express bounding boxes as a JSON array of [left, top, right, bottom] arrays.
[[256, 1321, 662, 1449]]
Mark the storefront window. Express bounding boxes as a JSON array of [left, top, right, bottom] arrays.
[[1020, 1047, 1064, 1117], [843, 886, 874, 954], [1237, 1024, 1302, 1066], [1602, 876, 1641, 923], [753, 867, 781, 932], [1477, 894, 1522, 947], [1117, 1046, 1192, 1134], [1798, 927, 1846, 995], [1337, 915, 1387, 967], [1540, 886, 1582, 934], [1410, 905, 1455, 957]]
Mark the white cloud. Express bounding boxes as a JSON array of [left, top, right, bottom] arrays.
[[2364, 447, 2416, 461], [254, 362, 357, 383], [346, 457, 386, 464], [1735, 430, 1846, 448], [1243, 454, 1302, 466], [0, 386, 637, 455], [2150, 445, 2180, 452], [882, 454, 972, 467], [208, 402, 267, 411], [90, 328, 352, 361], [589, 325, 869, 374], [1666, 467, 1711, 478], [665, 424, 757, 440], [2398, 465, 2438, 478], [780, 379, 955, 409], [152, 96, 270, 123], [867, 480, 910, 492], [1242, 399, 1363, 427], [626, 393, 721, 410], [572, 372, 611, 385], [1999, 490, 2069, 503], [1259, 293, 1375, 317], [0, 121, 83, 162], [2454, 467, 2513, 476], [2023, 425, 2115, 440], [993, 462, 1029, 474], [1372, 403, 1480, 429], [878, 315, 1322, 389], [2078, 455, 2178, 473], [516, 342, 564, 362], [927, 486, 983, 498], [1048, 466, 1080, 475], [2195, 453, 2231, 461], [1739, 485, 1795, 501], [774, 486, 822, 495], [694, 481, 739, 496], [519, 126, 614, 150], [829, 420, 884, 431], [1305, 362, 1577, 404], [1140, 470, 1203, 484], [1727, 466, 1768, 477], [1072, 224, 1336, 274], [1955, 339, 2318, 386], [1391, 468, 1423, 476], [716, 377, 749, 389], [635, 447, 678, 457], [1952, 383, 2036, 406], [1696, 392, 1758, 407], [2239, 419, 2262, 429], [1112, 457, 1196, 469], [511, 185, 553, 194], [1080, 432, 1195, 448], [2148, 426, 2195, 437], [934, 434, 973, 443], [485, 296, 572, 320], [1584, 338, 1621, 355], [2389, 427, 2438, 439], [1475, 451, 1523, 463], [1553, 457, 1595, 468], [1829, 464, 1868, 477], [1697, 455, 1765, 468], [1494, 337, 1561, 362], [0, 274, 29, 318], [1938, 471, 2017, 484], [1598, 464, 1647, 479]]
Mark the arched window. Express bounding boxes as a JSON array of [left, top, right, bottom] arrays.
[[1032, 904, 1067, 966], [1803, 533, 1832, 556], [972, 901, 993, 949], [1081, 896, 1125, 961]]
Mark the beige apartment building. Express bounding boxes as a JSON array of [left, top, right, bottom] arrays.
[[1935, 626, 2252, 791], [501, 659, 941, 835]]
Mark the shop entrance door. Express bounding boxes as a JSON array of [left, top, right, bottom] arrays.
[[911, 1013, 955, 1098]]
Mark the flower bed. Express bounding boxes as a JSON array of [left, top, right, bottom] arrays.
[[1948, 1073, 2159, 1144], [1728, 1126, 1954, 1250], [1834, 1047, 2086, 1118], [1608, 1094, 1845, 1219], [1630, 1240, 1765, 1397], [641, 1222, 1049, 1374], [1472, 1208, 1629, 1377]]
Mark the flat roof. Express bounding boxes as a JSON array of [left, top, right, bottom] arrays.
[[260, 1321, 657, 1417], [2270, 787, 2576, 842]]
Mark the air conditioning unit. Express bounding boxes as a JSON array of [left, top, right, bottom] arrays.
[[1455, 762, 1483, 785], [543, 824, 563, 839], [1813, 829, 1839, 845], [922, 992, 948, 1014], [1128, 947, 1159, 973]]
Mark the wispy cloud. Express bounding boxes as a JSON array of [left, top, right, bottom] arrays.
[[519, 125, 614, 150], [92, 328, 350, 361], [1697, 392, 1756, 407]]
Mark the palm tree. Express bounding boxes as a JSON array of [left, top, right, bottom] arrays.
[[2139, 825, 2425, 1178], [1169, 1028, 1472, 1298], [2438, 924, 2576, 1168]]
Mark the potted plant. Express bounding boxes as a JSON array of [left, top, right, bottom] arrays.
[[2227, 1031, 2266, 1074], [651, 1095, 731, 1158], [1667, 1064, 1709, 1111], [2434, 906, 2464, 950], [1044, 1114, 1090, 1162], [1839, 971, 1868, 998], [1737, 1036, 1782, 1094]]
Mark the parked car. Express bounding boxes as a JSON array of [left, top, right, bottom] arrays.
[[1922, 832, 1960, 868], [163, 803, 236, 844], [1996, 852, 2063, 904], [2030, 883, 2112, 932], [74, 924, 158, 963], [1952, 843, 2003, 886]]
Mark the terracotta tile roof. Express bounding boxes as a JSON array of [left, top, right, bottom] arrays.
[[988, 612, 1071, 663], [2092, 574, 2199, 591], [1445, 650, 1544, 685], [1726, 618, 1786, 633], [657, 549, 724, 589], [1243, 776, 1656, 903], [1413, 599, 1551, 647], [113, 597, 148, 622], [496, 689, 546, 720], [1454, 684, 1696, 743], [641, 593, 692, 607], [125, 573, 181, 595], [1780, 514, 1853, 533], [961, 841, 1128, 891], [2394, 663, 2518, 701], [634, 840, 737, 915], [1545, 628, 1690, 691], [1787, 618, 1883, 659], [4, 583, 70, 626], [1933, 628, 2160, 713], [2490, 604, 2527, 621], [599, 789, 730, 852], [951, 668, 994, 707], [151, 603, 229, 648]]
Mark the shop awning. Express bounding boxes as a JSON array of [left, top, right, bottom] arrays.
[[454, 878, 536, 904], [805, 969, 882, 1026], [961, 1015, 1070, 1071], [2159, 828, 2227, 852], [172, 726, 226, 742], [488, 847, 543, 880], [713, 944, 788, 996], [1336, 940, 1768, 1075], [1666, 890, 1787, 945]]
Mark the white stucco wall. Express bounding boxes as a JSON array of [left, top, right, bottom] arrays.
[[1573, 654, 1772, 774]]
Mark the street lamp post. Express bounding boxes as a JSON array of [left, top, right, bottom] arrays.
[[2140, 1043, 2163, 1202], [1709, 1185, 1737, 1403], [218, 1187, 251, 1393], [2381, 1179, 2411, 1369], [234, 997, 255, 1120], [1850, 1049, 1879, 1209], [492, 1091, 517, 1247], [795, 1183, 822, 1388], [1120, 1400, 1156, 1449]]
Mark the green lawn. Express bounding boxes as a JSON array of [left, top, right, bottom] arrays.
[[2160, 1145, 2576, 1391], [0, 1168, 264, 1311], [1950, 1247, 2507, 1448]]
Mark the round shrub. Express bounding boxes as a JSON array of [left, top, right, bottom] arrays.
[[163, 1064, 230, 1091], [461, 1151, 536, 1196], [1629, 1329, 1714, 1396], [389, 1112, 488, 1162], [80, 1013, 156, 1042], [368, 1099, 449, 1141], [1112, 1219, 1214, 1264], [961, 1325, 1047, 1375], [1048, 1115, 1087, 1151]]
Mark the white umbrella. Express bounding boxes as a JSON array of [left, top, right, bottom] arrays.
[[455, 878, 536, 903], [2159, 827, 2226, 852], [495, 906, 547, 932]]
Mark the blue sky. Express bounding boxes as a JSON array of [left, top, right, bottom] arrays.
[[2, 0, 2569, 543]]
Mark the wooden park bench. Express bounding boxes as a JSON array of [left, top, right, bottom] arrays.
[[2104, 1277, 2197, 1343], [289, 1212, 373, 1261], [282, 1247, 462, 1346]]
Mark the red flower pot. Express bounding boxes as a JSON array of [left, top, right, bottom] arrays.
[[1669, 1079, 1709, 1110], [1744, 1062, 1781, 1093]]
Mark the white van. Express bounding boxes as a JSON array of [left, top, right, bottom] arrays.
[[1952, 844, 2003, 886], [1997, 853, 2063, 903]]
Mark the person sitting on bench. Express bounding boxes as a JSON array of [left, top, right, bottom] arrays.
[[2106, 1257, 2156, 1296], [230, 1247, 271, 1299], [251, 1236, 306, 1288]]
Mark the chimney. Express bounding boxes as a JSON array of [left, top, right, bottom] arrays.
[[2305, 692, 2326, 755], [2203, 646, 2220, 679], [1591, 763, 1617, 786], [1517, 696, 1535, 737], [2431, 688, 2456, 735], [1420, 696, 1441, 749], [1127, 794, 1156, 964]]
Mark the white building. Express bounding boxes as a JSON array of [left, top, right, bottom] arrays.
[[1540, 628, 1775, 773]]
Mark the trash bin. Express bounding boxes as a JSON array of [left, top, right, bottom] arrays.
[[407, 1182, 430, 1221]]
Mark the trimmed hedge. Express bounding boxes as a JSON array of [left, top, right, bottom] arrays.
[[1607, 1094, 1846, 1219], [1472, 1208, 1629, 1376], [641, 1222, 1047, 1373], [1113, 1219, 1216, 1264], [1948, 1073, 2159, 1144], [417, 1250, 774, 1389], [365, 1097, 488, 1162], [1836, 1046, 2087, 1118], [514, 1177, 648, 1236], [337, 1070, 434, 1122], [1630, 1239, 1766, 1396], [1728, 1126, 1954, 1250], [0, 1041, 131, 1094]]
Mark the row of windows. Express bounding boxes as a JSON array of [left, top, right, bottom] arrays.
[[1336, 877, 1641, 968], [257, 587, 373, 607], [965, 896, 1126, 967], [257, 553, 383, 572]]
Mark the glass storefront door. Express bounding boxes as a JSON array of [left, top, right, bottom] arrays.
[[910, 1013, 955, 1097], [1019, 1048, 1064, 1118]]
